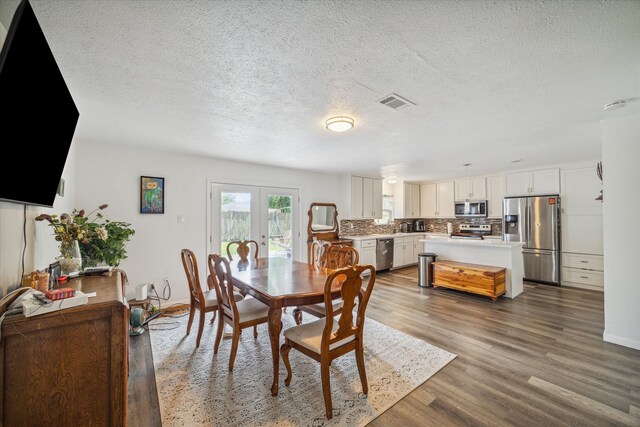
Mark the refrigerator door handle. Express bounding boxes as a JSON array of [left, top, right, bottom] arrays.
[[522, 248, 555, 256], [526, 204, 531, 248]]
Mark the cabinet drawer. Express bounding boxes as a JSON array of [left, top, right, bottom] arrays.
[[562, 267, 604, 286], [394, 237, 407, 244], [412, 235, 424, 243], [360, 239, 377, 248], [562, 253, 603, 271]]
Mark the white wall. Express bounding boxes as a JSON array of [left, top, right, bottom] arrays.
[[0, 143, 76, 295], [601, 111, 640, 350], [75, 141, 347, 305]]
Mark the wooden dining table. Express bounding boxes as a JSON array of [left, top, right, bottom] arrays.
[[231, 257, 344, 396]]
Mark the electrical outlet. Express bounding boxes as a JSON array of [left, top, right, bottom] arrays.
[[149, 283, 155, 291]]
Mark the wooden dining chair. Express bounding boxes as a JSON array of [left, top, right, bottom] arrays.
[[180, 249, 243, 347], [208, 254, 270, 371], [293, 245, 359, 325], [309, 239, 331, 266], [226, 240, 259, 262], [281, 264, 376, 419]]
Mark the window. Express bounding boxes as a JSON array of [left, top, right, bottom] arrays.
[[375, 195, 394, 225]]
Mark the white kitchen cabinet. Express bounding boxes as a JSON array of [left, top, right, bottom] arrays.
[[504, 168, 560, 197], [561, 166, 603, 255], [351, 176, 364, 219], [420, 183, 437, 218], [560, 166, 604, 290], [487, 175, 504, 218], [562, 253, 604, 291], [437, 181, 455, 217], [455, 177, 486, 201], [393, 238, 404, 268], [420, 181, 455, 218], [392, 236, 422, 268], [350, 176, 383, 219], [394, 182, 421, 218], [562, 215, 603, 255], [354, 239, 377, 275], [410, 235, 424, 264]]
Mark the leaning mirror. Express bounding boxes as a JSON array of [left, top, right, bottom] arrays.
[[309, 203, 337, 232]]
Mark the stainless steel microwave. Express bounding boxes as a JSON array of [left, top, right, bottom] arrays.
[[454, 200, 487, 217]]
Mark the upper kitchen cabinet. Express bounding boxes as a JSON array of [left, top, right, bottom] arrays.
[[504, 168, 560, 196], [561, 166, 603, 255], [420, 181, 455, 218], [487, 175, 504, 218], [454, 177, 486, 201], [394, 182, 421, 218], [350, 176, 383, 219]]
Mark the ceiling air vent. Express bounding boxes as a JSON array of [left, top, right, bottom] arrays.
[[378, 93, 415, 110]]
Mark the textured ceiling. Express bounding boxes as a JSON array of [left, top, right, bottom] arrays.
[[23, 0, 640, 180]]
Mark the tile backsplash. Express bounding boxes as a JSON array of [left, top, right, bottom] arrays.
[[340, 217, 502, 236]]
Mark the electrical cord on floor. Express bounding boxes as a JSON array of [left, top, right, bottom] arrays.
[[146, 315, 183, 331]]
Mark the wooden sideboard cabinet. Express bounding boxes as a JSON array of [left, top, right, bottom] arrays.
[[0, 272, 128, 426]]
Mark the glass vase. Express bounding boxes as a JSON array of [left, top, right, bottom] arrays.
[[59, 240, 82, 274]]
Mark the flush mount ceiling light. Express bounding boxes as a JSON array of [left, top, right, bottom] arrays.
[[385, 177, 397, 184], [325, 116, 354, 132], [603, 96, 639, 111]]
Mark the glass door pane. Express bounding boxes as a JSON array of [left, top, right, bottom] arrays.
[[212, 184, 297, 260], [211, 184, 260, 259], [260, 188, 298, 259], [220, 191, 252, 255], [267, 194, 292, 258]]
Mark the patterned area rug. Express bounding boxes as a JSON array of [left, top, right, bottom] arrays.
[[150, 313, 455, 426]]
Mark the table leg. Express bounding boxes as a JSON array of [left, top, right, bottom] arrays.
[[268, 306, 283, 396]]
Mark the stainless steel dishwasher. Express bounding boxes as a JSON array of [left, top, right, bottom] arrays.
[[376, 238, 394, 270]]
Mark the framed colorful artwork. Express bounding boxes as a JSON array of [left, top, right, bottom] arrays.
[[140, 176, 164, 214]]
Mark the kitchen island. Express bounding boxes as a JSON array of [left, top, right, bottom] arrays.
[[420, 237, 524, 298]]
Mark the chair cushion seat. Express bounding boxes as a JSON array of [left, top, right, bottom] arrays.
[[236, 296, 269, 323], [203, 290, 244, 308], [284, 317, 355, 353], [302, 299, 343, 317]]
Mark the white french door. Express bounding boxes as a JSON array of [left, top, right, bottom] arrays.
[[210, 183, 299, 260]]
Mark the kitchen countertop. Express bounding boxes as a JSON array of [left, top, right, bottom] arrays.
[[420, 236, 522, 248], [342, 232, 503, 241]]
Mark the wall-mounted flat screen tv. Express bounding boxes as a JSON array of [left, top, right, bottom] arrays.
[[0, 0, 79, 207]]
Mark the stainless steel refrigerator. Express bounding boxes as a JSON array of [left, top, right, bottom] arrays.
[[503, 196, 560, 284]]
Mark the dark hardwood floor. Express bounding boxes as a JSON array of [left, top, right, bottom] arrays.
[[128, 266, 640, 426]]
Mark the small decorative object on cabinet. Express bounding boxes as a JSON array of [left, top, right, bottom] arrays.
[[59, 240, 82, 274], [140, 175, 165, 214], [595, 161, 603, 201]]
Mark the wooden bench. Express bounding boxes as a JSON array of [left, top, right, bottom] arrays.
[[432, 260, 506, 301]]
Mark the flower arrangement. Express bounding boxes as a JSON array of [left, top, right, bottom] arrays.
[[36, 204, 135, 268]]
